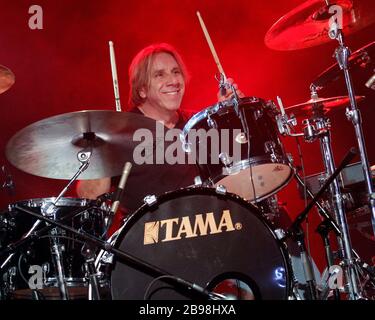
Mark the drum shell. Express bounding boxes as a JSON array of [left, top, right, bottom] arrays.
[[183, 97, 293, 201], [109, 187, 294, 300], [0, 197, 107, 300]]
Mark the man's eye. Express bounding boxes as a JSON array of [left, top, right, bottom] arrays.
[[173, 70, 181, 75], [155, 72, 164, 78]]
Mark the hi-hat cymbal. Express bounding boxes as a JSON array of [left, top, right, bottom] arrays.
[[0, 65, 15, 94], [5, 110, 162, 180], [312, 41, 375, 88], [285, 95, 365, 116], [265, 0, 375, 51]]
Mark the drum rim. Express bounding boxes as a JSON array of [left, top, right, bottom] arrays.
[[7, 197, 96, 208], [109, 186, 295, 299], [210, 159, 294, 202], [181, 96, 265, 141]]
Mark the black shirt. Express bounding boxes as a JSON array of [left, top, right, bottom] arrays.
[[113, 107, 198, 213]]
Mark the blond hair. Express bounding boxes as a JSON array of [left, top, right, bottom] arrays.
[[128, 43, 188, 108]]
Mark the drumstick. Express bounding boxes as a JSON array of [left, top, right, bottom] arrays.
[[196, 11, 227, 81], [109, 41, 122, 112]]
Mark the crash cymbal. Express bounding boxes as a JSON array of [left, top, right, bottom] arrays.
[[0, 65, 15, 94], [312, 41, 375, 88], [285, 95, 365, 116], [265, 0, 375, 51], [5, 110, 163, 180]]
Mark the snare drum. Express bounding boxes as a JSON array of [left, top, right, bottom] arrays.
[[0, 197, 108, 300], [101, 187, 293, 300], [181, 97, 293, 201]]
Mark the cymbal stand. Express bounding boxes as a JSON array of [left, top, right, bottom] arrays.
[[329, 25, 375, 239], [46, 149, 91, 210], [301, 89, 362, 299], [290, 159, 375, 299], [41, 148, 92, 300], [81, 243, 101, 300]]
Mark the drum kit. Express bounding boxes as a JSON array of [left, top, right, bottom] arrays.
[[0, 0, 374, 300]]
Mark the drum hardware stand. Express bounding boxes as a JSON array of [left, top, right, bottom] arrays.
[[316, 221, 341, 300], [81, 243, 101, 300], [14, 204, 228, 301], [284, 147, 357, 300], [47, 232, 69, 300], [328, 23, 375, 238], [43, 148, 92, 214], [38, 147, 92, 300], [291, 161, 375, 299], [309, 91, 363, 300], [280, 81, 364, 299]]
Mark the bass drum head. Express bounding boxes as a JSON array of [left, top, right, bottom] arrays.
[[110, 187, 292, 300]]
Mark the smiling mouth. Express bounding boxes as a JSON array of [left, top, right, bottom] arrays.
[[162, 89, 181, 95]]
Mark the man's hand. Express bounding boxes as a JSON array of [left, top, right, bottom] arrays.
[[217, 78, 245, 102]]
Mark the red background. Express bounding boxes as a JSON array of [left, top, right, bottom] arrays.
[[0, 0, 374, 273]]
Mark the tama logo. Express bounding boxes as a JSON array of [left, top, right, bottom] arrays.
[[144, 210, 242, 245]]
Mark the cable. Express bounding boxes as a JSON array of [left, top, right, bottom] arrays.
[[143, 275, 179, 300], [238, 105, 256, 202]]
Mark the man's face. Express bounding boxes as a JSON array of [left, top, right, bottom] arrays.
[[140, 52, 185, 112]]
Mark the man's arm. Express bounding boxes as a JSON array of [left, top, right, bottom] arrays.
[[76, 178, 111, 199]]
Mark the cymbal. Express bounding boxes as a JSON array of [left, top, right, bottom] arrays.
[[265, 0, 375, 51], [285, 95, 365, 116], [312, 41, 375, 88], [0, 65, 15, 94], [5, 110, 162, 180]]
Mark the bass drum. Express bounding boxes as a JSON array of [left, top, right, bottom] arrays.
[[109, 187, 293, 300]]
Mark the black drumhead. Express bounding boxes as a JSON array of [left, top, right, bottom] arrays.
[[111, 187, 292, 300]]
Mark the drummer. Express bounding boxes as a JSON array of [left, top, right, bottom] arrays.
[[76, 43, 243, 220]]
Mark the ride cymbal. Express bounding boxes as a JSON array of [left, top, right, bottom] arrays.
[[5, 110, 161, 180], [312, 41, 375, 88], [265, 0, 375, 51], [285, 95, 365, 116]]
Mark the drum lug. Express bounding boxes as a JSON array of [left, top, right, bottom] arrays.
[[179, 133, 192, 153], [194, 176, 203, 186], [219, 152, 232, 167], [143, 195, 157, 206], [215, 184, 227, 195], [274, 228, 286, 241], [254, 108, 263, 121], [100, 251, 114, 265], [264, 141, 280, 163], [235, 132, 248, 144], [206, 113, 217, 129], [287, 153, 294, 164]]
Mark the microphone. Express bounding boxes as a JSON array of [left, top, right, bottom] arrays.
[[365, 73, 375, 90], [110, 162, 132, 216]]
